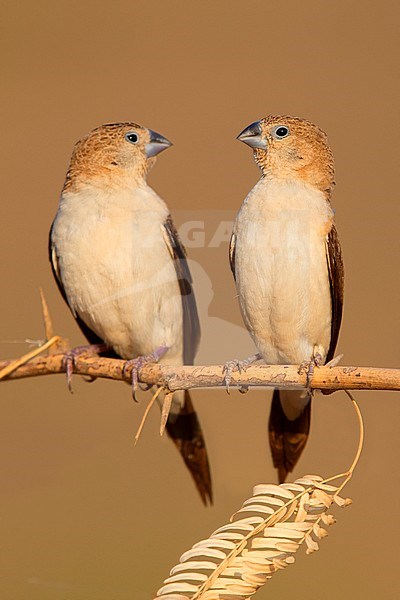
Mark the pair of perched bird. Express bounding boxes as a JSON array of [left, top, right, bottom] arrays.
[[49, 116, 344, 505]]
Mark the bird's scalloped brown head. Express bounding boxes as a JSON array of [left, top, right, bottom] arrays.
[[239, 115, 335, 197], [63, 122, 172, 191]]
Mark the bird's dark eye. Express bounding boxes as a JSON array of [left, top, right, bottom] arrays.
[[125, 132, 139, 144], [272, 125, 290, 139]]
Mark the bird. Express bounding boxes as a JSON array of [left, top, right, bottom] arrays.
[[228, 115, 344, 483], [49, 122, 212, 504]]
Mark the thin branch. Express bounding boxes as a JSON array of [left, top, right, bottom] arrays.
[[0, 337, 62, 381], [0, 352, 399, 392]]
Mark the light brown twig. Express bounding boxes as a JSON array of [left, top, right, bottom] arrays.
[[0, 352, 399, 392]]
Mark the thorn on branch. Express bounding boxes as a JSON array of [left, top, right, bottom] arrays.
[[160, 392, 174, 436], [134, 386, 164, 446], [39, 287, 54, 342]]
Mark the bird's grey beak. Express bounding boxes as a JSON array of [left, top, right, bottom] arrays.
[[145, 129, 173, 158], [237, 121, 267, 150]]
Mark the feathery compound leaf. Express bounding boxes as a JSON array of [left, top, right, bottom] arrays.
[[153, 475, 352, 600]]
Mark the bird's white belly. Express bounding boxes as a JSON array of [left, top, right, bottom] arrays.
[[234, 183, 333, 364], [53, 211, 183, 361]]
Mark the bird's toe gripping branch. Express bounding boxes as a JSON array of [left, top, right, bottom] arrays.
[[63, 343, 110, 393], [123, 345, 169, 401], [222, 352, 262, 393], [298, 348, 325, 392]]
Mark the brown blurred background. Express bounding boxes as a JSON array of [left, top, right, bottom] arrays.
[[1, 1, 399, 598]]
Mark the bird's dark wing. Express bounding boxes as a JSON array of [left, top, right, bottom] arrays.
[[325, 224, 344, 363], [162, 215, 200, 365], [229, 232, 236, 281], [48, 223, 107, 347]]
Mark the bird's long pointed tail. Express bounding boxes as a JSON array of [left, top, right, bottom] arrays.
[[165, 390, 213, 505], [268, 389, 311, 483]]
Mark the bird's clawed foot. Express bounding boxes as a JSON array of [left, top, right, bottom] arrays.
[[123, 345, 169, 401], [63, 343, 110, 393], [298, 349, 324, 392], [222, 353, 262, 393]]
